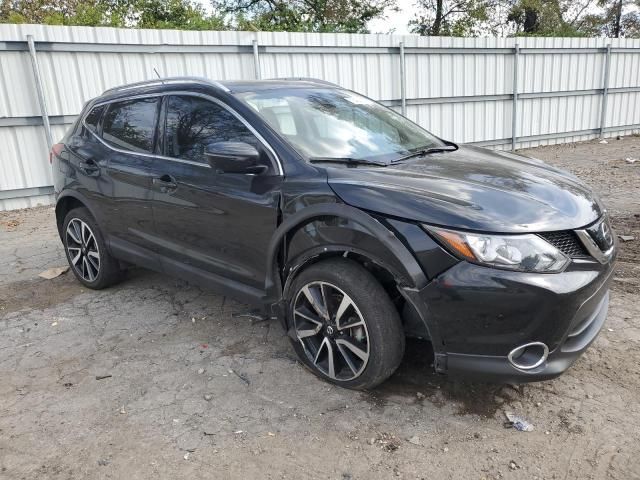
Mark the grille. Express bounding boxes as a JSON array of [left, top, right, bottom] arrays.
[[539, 231, 590, 258]]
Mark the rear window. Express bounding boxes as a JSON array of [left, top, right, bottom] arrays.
[[102, 98, 159, 153], [84, 104, 105, 132]]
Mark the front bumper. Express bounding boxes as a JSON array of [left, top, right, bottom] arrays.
[[414, 257, 615, 383]]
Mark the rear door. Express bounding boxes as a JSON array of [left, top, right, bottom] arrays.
[[147, 94, 282, 294], [97, 97, 161, 266], [62, 104, 110, 219]]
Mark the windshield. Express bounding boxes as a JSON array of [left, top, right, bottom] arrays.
[[237, 88, 444, 163]]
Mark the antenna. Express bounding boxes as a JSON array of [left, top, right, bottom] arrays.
[[153, 68, 164, 83]]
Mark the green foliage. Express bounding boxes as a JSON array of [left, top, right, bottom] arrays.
[[410, 0, 640, 37], [409, 0, 491, 36], [0, 0, 227, 30], [215, 0, 395, 33]]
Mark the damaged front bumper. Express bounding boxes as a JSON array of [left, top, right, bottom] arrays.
[[406, 256, 615, 383]]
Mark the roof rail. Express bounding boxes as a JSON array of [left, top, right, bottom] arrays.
[[271, 77, 341, 88], [102, 76, 230, 95]]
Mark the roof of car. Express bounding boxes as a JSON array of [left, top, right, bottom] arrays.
[[99, 76, 339, 100]]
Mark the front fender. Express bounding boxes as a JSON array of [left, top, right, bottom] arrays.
[[264, 202, 428, 303]]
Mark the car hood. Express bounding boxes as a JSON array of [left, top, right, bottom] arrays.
[[327, 145, 603, 233]]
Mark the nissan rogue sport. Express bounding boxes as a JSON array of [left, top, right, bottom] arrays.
[[51, 77, 616, 390]]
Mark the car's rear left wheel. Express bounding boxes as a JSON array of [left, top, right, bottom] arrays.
[[288, 258, 405, 390], [62, 207, 123, 289]]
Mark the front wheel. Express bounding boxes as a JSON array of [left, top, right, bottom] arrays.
[[288, 258, 405, 390]]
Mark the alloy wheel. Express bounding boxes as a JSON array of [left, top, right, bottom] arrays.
[[66, 218, 100, 282], [293, 281, 370, 381]]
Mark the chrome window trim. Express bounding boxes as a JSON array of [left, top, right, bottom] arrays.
[[83, 91, 284, 176]]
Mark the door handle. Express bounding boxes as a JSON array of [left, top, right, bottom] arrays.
[[78, 159, 100, 176], [152, 174, 178, 193]]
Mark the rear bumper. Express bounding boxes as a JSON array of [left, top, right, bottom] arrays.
[[412, 256, 615, 383]]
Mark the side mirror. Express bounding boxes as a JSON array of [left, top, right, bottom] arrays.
[[204, 141, 267, 175]]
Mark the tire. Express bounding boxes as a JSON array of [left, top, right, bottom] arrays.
[[287, 258, 405, 390], [62, 207, 123, 289]]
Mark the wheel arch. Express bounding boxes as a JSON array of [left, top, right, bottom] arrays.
[[265, 204, 431, 339], [55, 191, 99, 239]]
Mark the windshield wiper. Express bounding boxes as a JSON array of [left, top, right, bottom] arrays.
[[391, 145, 458, 164], [308, 157, 387, 167]]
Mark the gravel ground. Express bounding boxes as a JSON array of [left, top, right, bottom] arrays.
[[1, 137, 639, 480]]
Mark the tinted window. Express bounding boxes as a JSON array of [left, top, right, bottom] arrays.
[[164, 95, 258, 162], [102, 98, 159, 153], [84, 104, 105, 132]]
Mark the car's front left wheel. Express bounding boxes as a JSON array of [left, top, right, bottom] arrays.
[[62, 207, 123, 289], [288, 258, 405, 390]]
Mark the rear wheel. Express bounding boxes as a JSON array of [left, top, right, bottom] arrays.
[[288, 259, 405, 390], [62, 207, 123, 289]]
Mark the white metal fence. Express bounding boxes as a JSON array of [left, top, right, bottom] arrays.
[[1, 24, 640, 210]]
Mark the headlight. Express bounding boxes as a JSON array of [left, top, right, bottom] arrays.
[[425, 226, 570, 273]]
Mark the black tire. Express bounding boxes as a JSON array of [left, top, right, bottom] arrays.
[[62, 207, 123, 289], [287, 258, 405, 390]]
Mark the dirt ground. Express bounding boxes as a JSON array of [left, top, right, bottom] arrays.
[[1, 137, 639, 480]]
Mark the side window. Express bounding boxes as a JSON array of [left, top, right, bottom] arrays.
[[164, 95, 259, 163], [84, 104, 105, 132], [102, 98, 159, 153]]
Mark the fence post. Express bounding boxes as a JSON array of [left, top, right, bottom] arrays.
[[26, 35, 53, 150], [399, 41, 406, 116], [511, 43, 520, 151], [599, 43, 612, 138], [252, 38, 261, 80]]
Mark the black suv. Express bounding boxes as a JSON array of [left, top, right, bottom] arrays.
[[52, 77, 616, 389]]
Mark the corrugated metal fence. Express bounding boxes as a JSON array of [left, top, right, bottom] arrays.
[[1, 24, 640, 210]]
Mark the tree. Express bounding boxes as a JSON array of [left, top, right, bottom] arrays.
[[409, 0, 640, 37], [505, 0, 640, 37], [0, 0, 227, 29], [409, 0, 502, 36], [576, 0, 640, 37], [506, 0, 578, 35], [213, 0, 396, 33]]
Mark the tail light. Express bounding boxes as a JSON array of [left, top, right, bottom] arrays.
[[49, 143, 64, 164]]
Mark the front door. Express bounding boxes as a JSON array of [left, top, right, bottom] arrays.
[[148, 94, 282, 297]]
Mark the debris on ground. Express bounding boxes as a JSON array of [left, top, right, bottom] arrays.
[[38, 266, 69, 279], [625, 157, 638, 164], [503, 412, 534, 432], [509, 460, 519, 470], [599, 140, 608, 144], [204, 394, 212, 401], [229, 368, 250, 385], [2, 219, 20, 230], [120, 406, 127, 414], [370, 432, 400, 452], [407, 435, 421, 446], [619, 234, 635, 242], [197, 368, 205, 374], [95, 374, 112, 380]]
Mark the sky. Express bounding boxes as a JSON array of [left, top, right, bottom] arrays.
[[368, 0, 417, 35]]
